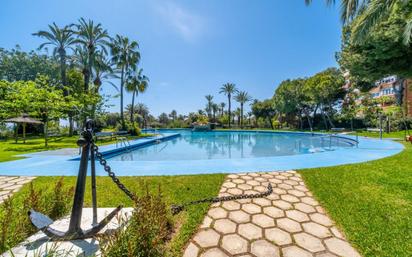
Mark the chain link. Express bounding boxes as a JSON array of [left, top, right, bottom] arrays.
[[92, 142, 273, 215]]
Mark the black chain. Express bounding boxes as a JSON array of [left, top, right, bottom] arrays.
[[92, 142, 273, 215], [170, 183, 272, 215], [92, 143, 137, 201]]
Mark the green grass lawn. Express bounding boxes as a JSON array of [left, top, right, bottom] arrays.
[[0, 134, 152, 162], [349, 130, 409, 139], [0, 174, 226, 256], [300, 142, 412, 257]]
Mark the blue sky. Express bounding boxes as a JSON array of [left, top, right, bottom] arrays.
[[0, 0, 342, 116]]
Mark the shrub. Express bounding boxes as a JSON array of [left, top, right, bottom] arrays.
[[0, 177, 74, 253], [99, 186, 172, 257]]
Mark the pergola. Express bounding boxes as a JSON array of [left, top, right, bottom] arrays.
[[5, 114, 43, 143]]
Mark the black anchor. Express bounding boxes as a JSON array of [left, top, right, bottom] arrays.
[[28, 120, 122, 240]]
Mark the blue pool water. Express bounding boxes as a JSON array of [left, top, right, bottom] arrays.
[[109, 130, 355, 161]]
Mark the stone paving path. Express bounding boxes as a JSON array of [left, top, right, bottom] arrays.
[[0, 176, 36, 204], [183, 171, 361, 257]]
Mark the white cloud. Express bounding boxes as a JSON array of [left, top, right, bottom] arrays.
[[153, 1, 206, 42]]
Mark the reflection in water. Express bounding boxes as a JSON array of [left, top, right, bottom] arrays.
[[109, 130, 354, 161]]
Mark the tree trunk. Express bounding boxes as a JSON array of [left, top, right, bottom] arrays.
[[130, 90, 136, 123], [240, 103, 244, 129], [321, 107, 328, 130], [44, 118, 48, 147], [228, 95, 231, 128], [120, 67, 125, 129], [269, 117, 274, 130]]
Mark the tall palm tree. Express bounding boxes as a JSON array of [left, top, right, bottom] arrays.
[[219, 83, 237, 128], [212, 103, 219, 121], [110, 35, 140, 129], [125, 68, 148, 123], [72, 18, 111, 92], [33, 23, 76, 135], [92, 51, 116, 94], [306, 0, 411, 44], [234, 91, 252, 128], [205, 95, 214, 118]]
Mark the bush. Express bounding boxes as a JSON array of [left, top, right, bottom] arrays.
[[99, 186, 172, 257], [116, 121, 141, 136], [0, 177, 74, 253]]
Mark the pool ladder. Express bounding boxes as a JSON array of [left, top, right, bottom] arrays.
[[116, 137, 131, 152]]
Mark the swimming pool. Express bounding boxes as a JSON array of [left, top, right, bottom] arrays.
[[0, 130, 404, 176], [109, 130, 356, 161]]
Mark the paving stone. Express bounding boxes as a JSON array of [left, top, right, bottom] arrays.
[[200, 216, 213, 228], [294, 232, 325, 252], [221, 234, 248, 255], [301, 197, 320, 206], [227, 188, 243, 195], [208, 207, 227, 219], [252, 214, 275, 228], [222, 182, 236, 188], [238, 184, 253, 190], [286, 210, 310, 222], [324, 238, 361, 257], [229, 210, 250, 223], [266, 193, 280, 200], [213, 219, 237, 234], [250, 239, 280, 257], [265, 228, 292, 246], [221, 201, 240, 211], [263, 206, 284, 218], [330, 226, 344, 239], [237, 198, 252, 204], [252, 198, 272, 207], [303, 222, 332, 238], [277, 218, 302, 233], [310, 213, 333, 227], [227, 174, 239, 179], [288, 189, 306, 197], [273, 200, 293, 210], [233, 178, 245, 184], [268, 178, 282, 184], [294, 185, 309, 192], [183, 242, 199, 257], [316, 206, 326, 214], [193, 229, 220, 248], [246, 180, 260, 186], [278, 183, 293, 190], [284, 179, 299, 186], [200, 248, 229, 257], [242, 203, 261, 214], [295, 202, 316, 213], [316, 253, 339, 257], [282, 246, 313, 257], [281, 194, 300, 203], [2, 184, 23, 191], [254, 185, 267, 192], [238, 223, 262, 240]]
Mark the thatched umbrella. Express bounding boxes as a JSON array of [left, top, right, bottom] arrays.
[[5, 114, 43, 143]]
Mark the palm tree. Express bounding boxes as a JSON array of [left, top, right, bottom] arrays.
[[170, 110, 177, 121], [306, 0, 411, 45], [234, 91, 252, 128], [110, 35, 140, 129], [33, 22, 76, 135], [219, 102, 226, 117], [125, 68, 148, 123], [136, 103, 149, 128], [219, 83, 237, 128], [72, 18, 111, 92], [205, 95, 214, 118], [92, 51, 116, 94], [212, 103, 219, 121]]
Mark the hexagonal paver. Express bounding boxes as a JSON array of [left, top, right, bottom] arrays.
[[200, 216, 213, 228], [238, 183, 253, 190], [208, 207, 227, 219], [232, 178, 245, 184], [288, 189, 306, 197], [273, 200, 293, 210], [265, 228, 292, 246], [282, 246, 312, 257], [246, 180, 260, 186], [222, 182, 236, 188], [193, 229, 220, 248], [303, 222, 332, 238], [330, 226, 344, 239], [242, 203, 261, 214], [253, 198, 272, 206], [310, 213, 333, 227], [324, 238, 361, 257], [316, 253, 339, 257], [286, 210, 310, 222], [263, 206, 284, 218], [251, 239, 280, 257], [183, 242, 199, 257], [229, 210, 250, 223], [294, 232, 325, 252], [295, 202, 316, 213], [227, 187, 243, 195], [301, 197, 319, 206], [252, 214, 275, 228], [222, 201, 240, 211], [238, 223, 262, 240], [277, 218, 302, 233], [213, 219, 237, 234], [221, 234, 248, 255], [200, 248, 229, 257], [281, 194, 300, 203]]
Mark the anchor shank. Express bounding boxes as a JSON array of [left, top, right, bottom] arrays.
[[67, 138, 90, 234], [91, 143, 98, 226]]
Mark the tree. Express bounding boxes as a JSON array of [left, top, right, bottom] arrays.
[[219, 83, 238, 128], [0, 47, 59, 81], [219, 102, 226, 117], [136, 103, 149, 128], [251, 99, 276, 129], [110, 35, 140, 129], [234, 91, 252, 128], [205, 95, 214, 118], [158, 113, 169, 125], [306, 0, 412, 45], [211, 103, 219, 122], [169, 110, 177, 121], [125, 68, 148, 123]]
